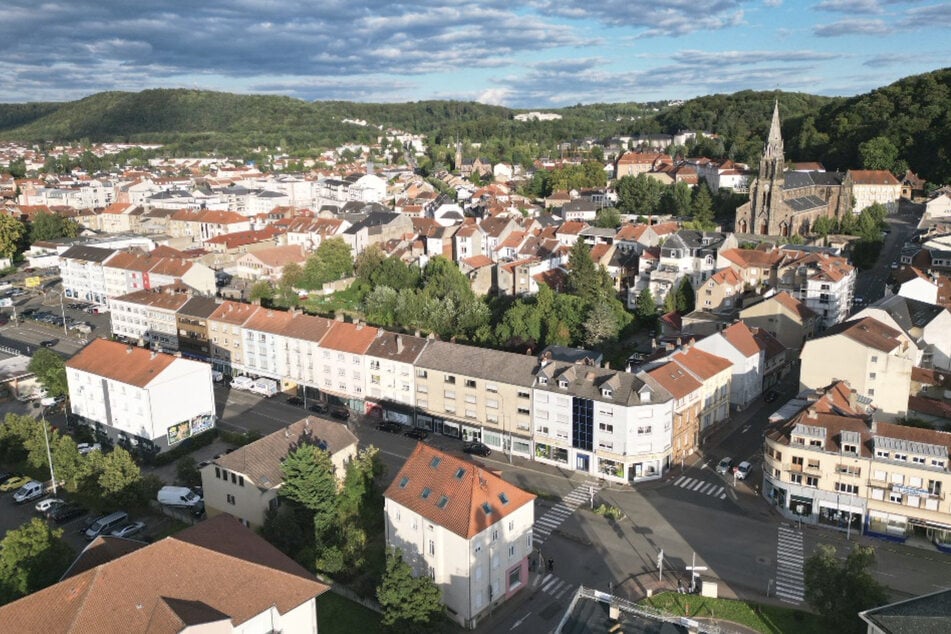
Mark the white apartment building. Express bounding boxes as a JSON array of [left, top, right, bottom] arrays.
[[532, 359, 674, 483], [776, 250, 856, 330], [313, 320, 380, 411], [108, 287, 191, 351], [59, 245, 117, 305], [66, 339, 215, 453], [648, 231, 735, 304], [385, 445, 535, 629], [364, 332, 429, 424], [694, 321, 765, 410]]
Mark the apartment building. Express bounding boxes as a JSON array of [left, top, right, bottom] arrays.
[[762, 382, 950, 549], [739, 291, 818, 353], [645, 361, 703, 466], [694, 321, 766, 409], [202, 416, 357, 528], [666, 345, 733, 438], [314, 320, 380, 411], [66, 339, 215, 453], [176, 296, 220, 362], [775, 249, 855, 330], [800, 316, 922, 421], [60, 245, 116, 305], [384, 445, 535, 629], [109, 286, 192, 351], [414, 341, 539, 458], [207, 300, 261, 376], [532, 358, 674, 483], [364, 332, 429, 425]]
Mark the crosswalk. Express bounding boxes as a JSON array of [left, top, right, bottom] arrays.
[[672, 475, 728, 500], [533, 483, 597, 547], [532, 572, 575, 600], [775, 524, 805, 604]]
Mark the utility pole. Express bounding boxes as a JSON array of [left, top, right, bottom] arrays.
[[41, 408, 57, 496], [685, 552, 707, 593], [657, 549, 664, 582], [59, 291, 67, 335]]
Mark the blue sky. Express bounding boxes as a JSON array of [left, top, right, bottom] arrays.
[[0, 0, 948, 108]]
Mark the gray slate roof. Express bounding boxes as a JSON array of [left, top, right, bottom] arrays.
[[415, 340, 538, 386]]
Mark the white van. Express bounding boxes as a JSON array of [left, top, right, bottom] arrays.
[[250, 378, 278, 398], [230, 376, 254, 391], [157, 486, 203, 510], [13, 480, 45, 504], [85, 511, 129, 540]]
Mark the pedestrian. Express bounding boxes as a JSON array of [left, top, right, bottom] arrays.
[[548, 558, 554, 573]]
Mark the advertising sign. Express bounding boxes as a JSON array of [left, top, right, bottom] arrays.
[[24, 277, 41, 288], [167, 421, 191, 446], [190, 413, 216, 435]]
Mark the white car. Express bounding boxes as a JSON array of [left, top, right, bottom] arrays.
[[35, 497, 64, 514], [77, 442, 102, 456], [736, 461, 753, 480], [110, 521, 146, 538]]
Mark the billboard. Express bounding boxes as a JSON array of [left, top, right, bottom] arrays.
[[167, 413, 217, 446], [24, 277, 42, 288]]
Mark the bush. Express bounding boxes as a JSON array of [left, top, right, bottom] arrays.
[[593, 503, 624, 520], [218, 429, 263, 447], [149, 429, 218, 466], [176, 456, 201, 488]]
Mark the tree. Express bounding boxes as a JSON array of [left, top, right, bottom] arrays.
[[689, 184, 715, 229], [616, 174, 664, 216], [176, 456, 201, 488], [661, 181, 693, 217], [377, 548, 444, 629], [583, 301, 620, 347], [858, 136, 900, 172], [805, 544, 888, 633], [675, 277, 695, 313], [303, 238, 354, 289], [98, 446, 149, 509], [0, 214, 26, 260], [0, 518, 74, 604], [249, 280, 274, 304], [812, 215, 836, 237], [566, 240, 601, 304], [593, 207, 621, 229], [634, 287, 657, 323], [29, 211, 80, 243], [27, 348, 67, 397], [280, 443, 339, 536]]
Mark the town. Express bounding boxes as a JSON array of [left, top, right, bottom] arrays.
[[1, 92, 950, 634]]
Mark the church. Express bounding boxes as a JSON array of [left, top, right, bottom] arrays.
[[735, 102, 853, 237]]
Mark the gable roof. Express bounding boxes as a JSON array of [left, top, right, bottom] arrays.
[[720, 321, 762, 358], [0, 514, 328, 633], [66, 339, 179, 388], [320, 321, 380, 354], [385, 444, 535, 539], [646, 361, 703, 399], [821, 316, 903, 353], [215, 416, 358, 489]]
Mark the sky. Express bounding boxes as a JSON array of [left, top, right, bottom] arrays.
[[0, 0, 948, 108]]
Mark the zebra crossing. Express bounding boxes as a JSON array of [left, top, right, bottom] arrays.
[[533, 483, 597, 547], [532, 572, 575, 600], [775, 525, 805, 604], [671, 475, 728, 500]]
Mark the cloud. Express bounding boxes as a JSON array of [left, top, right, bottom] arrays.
[[862, 52, 921, 67], [813, 0, 885, 13], [529, 0, 747, 37], [813, 18, 892, 36], [763, 0, 783, 6], [670, 49, 842, 65], [900, 3, 951, 28]]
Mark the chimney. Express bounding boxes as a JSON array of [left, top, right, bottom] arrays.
[[848, 389, 858, 410], [414, 330, 421, 337], [335, 313, 345, 322], [150, 350, 158, 360], [356, 321, 364, 330], [604, 361, 611, 369], [396, 335, 404, 354], [127, 345, 134, 354]]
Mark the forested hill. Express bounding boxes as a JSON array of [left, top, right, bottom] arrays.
[[0, 68, 948, 182]]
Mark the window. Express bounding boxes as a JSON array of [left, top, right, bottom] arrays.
[[455, 467, 466, 479], [806, 476, 819, 488], [889, 492, 903, 504], [238, 476, 244, 487], [444, 390, 456, 399], [215, 467, 221, 479], [445, 374, 456, 384], [421, 487, 432, 500], [842, 443, 857, 454], [482, 502, 492, 515], [465, 409, 477, 419], [929, 480, 942, 495], [465, 379, 476, 388], [835, 482, 859, 495], [430, 457, 441, 469], [226, 494, 236, 505], [869, 372, 876, 380], [637, 426, 652, 435], [792, 456, 804, 467], [871, 355, 878, 363], [599, 422, 614, 433], [417, 369, 428, 378], [429, 540, 435, 555], [399, 476, 409, 488], [486, 383, 498, 393], [518, 390, 530, 399], [875, 449, 889, 459], [486, 399, 499, 409], [231, 473, 237, 484], [517, 407, 530, 416], [499, 492, 509, 505], [790, 474, 802, 484]]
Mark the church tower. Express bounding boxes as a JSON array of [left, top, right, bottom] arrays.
[[743, 100, 787, 234]]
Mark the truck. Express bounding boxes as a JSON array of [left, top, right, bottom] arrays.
[[250, 377, 279, 398], [157, 486, 204, 515], [230, 376, 254, 391]]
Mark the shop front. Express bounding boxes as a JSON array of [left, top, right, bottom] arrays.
[[817, 499, 864, 535]]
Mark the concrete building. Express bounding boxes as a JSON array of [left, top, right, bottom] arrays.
[[59, 244, 116, 305], [739, 291, 818, 353], [207, 300, 261, 376], [364, 331, 429, 425], [384, 445, 535, 629], [109, 286, 192, 352], [694, 321, 766, 410], [202, 417, 357, 528], [66, 339, 216, 453]]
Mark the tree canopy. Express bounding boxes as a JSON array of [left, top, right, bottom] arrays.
[[0, 518, 74, 605], [27, 348, 67, 397], [804, 543, 889, 633], [377, 548, 444, 630]]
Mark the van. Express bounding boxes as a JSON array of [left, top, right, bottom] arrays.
[[13, 480, 45, 504], [85, 511, 128, 540], [230, 376, 254, 391], [250, 378, 278, 398], [157, 486, 202, 509]]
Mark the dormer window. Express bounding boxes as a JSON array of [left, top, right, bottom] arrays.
[[558, 379, 568, 389], [538, 376, 548, 385], [601, 388, 613, 398]]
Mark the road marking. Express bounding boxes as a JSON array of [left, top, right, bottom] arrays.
[[741, 424, 751, 433], [510, 612, 531, 630], [775, 525, 806, 605]]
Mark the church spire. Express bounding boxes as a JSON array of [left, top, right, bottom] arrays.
[[764, 99, 783, 160]]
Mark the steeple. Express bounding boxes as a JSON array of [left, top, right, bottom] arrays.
[[764, 99, 783, 161]]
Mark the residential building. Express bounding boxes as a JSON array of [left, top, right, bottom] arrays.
[[694, 321, 766, 410], [667, 345, 733, 438], [532, 357, 674, 482], [739, 291, 818, 353], [648, 230, 736, 304], [645, 361, 703, 466], [364, 332, 429, 425], [0, 514, 329, 633], [109, 286, 192, 351], [775, 249, 856, 330], [59, 244, 116, 305], [414, 341, 539, 458], [384, 445, 535, 629], [696, 267, 744, 312], [848, 169, 902, 213], [202, 417, 358, 528], [176, 295, 220, 362], [236, 244, 308, 280], [66, 339, 216, 453], [855, 294, 951, 371], [314, 320, 380, 412], [800, 316, 922, 421], [207, 300, 261, 376]]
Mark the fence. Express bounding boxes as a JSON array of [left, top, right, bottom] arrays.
[[555, 586, 720, 634]]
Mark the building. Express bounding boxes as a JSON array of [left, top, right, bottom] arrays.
[[800, 317, 921, 421], [775, 249, 856, 330], [694, 321, 766, 410], [736, 102, 852, 237], [207, 300, 261, 376], [176, 295, 220, 362], [384, 444, 535, 629], [667, 344, 733, 439], [59, 244, 116, 305], [739, 291, 818, 353], [849, 169, 902, 214], [645, 360, 703, 466], [202, 417, 358, 528], [364, 331, 429, 425], [0, 514, 329, 633], [236, 244, 308, 280], [859, 588, 951, 633], [532, 357, 674, 482], [109, 286, 193, 352], [66, 339, 216, 453], [763, 382, 951, 550]]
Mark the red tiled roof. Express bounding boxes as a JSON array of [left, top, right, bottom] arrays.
[[385, 444, 535, 539], [646, 361, 703, 399], [320, 321, 379, 354], [672, 346, 731, 380], [66, 339, 178, 388], [721, 321, 761, 358]]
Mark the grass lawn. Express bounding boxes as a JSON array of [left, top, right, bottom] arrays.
[[641, 592, 825, 634], [316, 591, 383, 634], [303, 284, 364, 316]]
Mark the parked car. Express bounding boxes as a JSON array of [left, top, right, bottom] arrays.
[[40, 338, 59, 348], [85, 511, 129, 540], [50, 503, 87, 523], [0, 472, 16, 486], [35, 497, 64, 514], [376, 421, 402, 433], [110, 521, 146, 538], [736, 461, 753, 480], [308, 402, 329, 414], [0, 474, 31, 492], [77, 442, 102, 456], [716, 457, 734, 474], [403, 427, 429, 441], [13, 480, 45, 503], [462, 441, 491, 457], [286, 396, 304, 406], [330, 406, 350, 420]]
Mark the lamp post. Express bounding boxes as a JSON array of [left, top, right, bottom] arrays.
[[41, 406, 58, 496]]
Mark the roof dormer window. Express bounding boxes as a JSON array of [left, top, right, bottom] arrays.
[[558, 379, 568, 389], [601, 388, 613, 398]]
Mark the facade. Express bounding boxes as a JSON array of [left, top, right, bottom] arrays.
[[364, 332, 429, 425], [849, 169, 902, 213], [66, 339, 216, 453], [694, 321, 765, 410], [176, 295, 220, 362], [313, 320, 380, 411], [202, 417, 358, 528], [645, 361, 703, 466], [775, 249, 856, 330], [384, 445, 535, 629], [667, 345, 733, 438], [739, 291, 818, 353], [207, 300, 261, 375], [414, 341, 539, 459], [762, 384, 951, 550], [696, 267, 744, 312], [800, 316, 921, 421], [59, 244, 116, 305], [0, 514, 329, 634], [533, 358, 674, 482], [108, 286, 192, 351]]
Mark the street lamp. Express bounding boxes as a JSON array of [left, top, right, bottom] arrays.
[[40, 406, 58, 496]]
